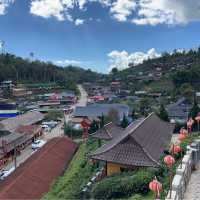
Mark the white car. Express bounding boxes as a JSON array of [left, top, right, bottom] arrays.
[[0, 167, 15, 180], [32, 140, 46, 150]]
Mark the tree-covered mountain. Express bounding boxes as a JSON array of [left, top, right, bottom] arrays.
[[0, 53, 102, 86], [106, 48, 200, 98]]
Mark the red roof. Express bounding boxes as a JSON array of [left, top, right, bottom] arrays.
[[0, 137, 78, 199]]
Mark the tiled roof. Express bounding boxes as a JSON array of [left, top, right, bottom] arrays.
[[0, 111, 44, 132], [90, 113, 174, 167], [16, 125, 42, 136], [0, 137, 78, 199], [73, 104, 130, 120], [91, 122, 124, 140]]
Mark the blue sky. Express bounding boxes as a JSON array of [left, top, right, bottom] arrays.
[[0, 0, 200, 73]]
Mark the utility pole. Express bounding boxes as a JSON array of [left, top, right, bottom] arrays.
[[14, 142, 17, 169]]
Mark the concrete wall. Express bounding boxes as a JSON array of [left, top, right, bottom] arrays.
[[166, 137, 200, 200]]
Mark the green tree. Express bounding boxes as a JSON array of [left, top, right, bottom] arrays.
[[100, 113, 105, 128], [157, 104, 169, 122], [45, 110, 63, 121], [189, 97, 200, 119], [89, 120, 99, 134], [108, 108, 120, 124], [121, 114, 129, 128], [139, 98, 149, 116]]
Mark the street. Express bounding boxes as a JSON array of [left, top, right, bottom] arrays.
[[76, 84, 88, 107]]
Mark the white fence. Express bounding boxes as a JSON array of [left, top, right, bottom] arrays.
[[166, 137, 200, 200]]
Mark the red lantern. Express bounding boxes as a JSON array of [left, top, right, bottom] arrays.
[[173, 145, 182, 154], [149, 179, 162, 198], [178, 133, 187, 141], [195, 115, 200, 122], [164, 155, 175, 168]]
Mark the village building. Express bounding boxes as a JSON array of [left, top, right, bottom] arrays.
[[73, 104, 130, 123], [0, 111, 44, 132], [0, 137, 77, 199], [12, 88, 32, 97], [16, 125, 43, 141], [166, 97, 191, 123], [0, 111, 44, 166], [90, 113, 174, 176], [0, 132, 31, 162]]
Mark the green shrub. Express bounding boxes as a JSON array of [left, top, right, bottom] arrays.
[[44, 140, 99, 199], [91, 170, 154, 199]]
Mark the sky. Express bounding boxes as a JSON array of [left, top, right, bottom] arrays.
[[0, 0, 200, 73]]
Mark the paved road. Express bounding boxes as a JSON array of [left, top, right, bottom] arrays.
[[184, 163, 200, 200], [3, 145, 34, 171], [76, 84, 88, 107]]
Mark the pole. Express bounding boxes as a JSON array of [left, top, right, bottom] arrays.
[[169, 169, 172, 199], [14, 142, 17, 169]]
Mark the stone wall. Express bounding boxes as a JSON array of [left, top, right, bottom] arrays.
[[166, 137, 200, 200]]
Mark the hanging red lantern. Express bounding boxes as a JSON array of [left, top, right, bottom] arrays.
[[195, 115, 200, 122], [164, 155, 175, 168], [178, 133, 187, 141], [149, 179, 162, 198], [173, 145, 182, 154]]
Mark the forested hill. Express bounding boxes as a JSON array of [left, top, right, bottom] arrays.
[[0, 53, 102, 86], [110, 48, 200, 79]]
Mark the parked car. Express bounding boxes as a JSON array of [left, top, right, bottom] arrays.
[[0, 167, 15, 180], [42, 121, 58, 128], [41, 124, 51, 132], [32, 140, 46, 150]]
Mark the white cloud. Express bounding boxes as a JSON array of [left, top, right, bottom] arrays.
[[132, 0, 200, 25], [75, 18, 84, 26], [30, 0, 111, 24], [110, 0, 136, 22], [29, 0, 200, 26], [108, 48, 161, 71], [0, 0, 15, 15]]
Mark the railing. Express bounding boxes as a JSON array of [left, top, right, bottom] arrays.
[[166, 137, 200, 200]]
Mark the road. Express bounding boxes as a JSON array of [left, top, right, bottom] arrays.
[[76, 84, 88, 107]]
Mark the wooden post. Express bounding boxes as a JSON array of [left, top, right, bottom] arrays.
[[169, 169, 172, 199]]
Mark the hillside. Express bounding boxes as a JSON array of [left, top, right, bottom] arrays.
[[106, 48, 200, 98], [0, 53, 102, 88]]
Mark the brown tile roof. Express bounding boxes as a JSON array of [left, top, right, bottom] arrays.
[[16, 125, 42, 136], [90, 113, 174, 167], [0, 137, 78, 199], [91, 122, 124, 140], [0, 111, 44, 132]]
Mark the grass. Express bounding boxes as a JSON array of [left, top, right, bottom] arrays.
[[44, 139, 99, 199], [128, 192, 154, 200]]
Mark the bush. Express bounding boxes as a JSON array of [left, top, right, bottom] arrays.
[[91, 170, 155, 199]]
